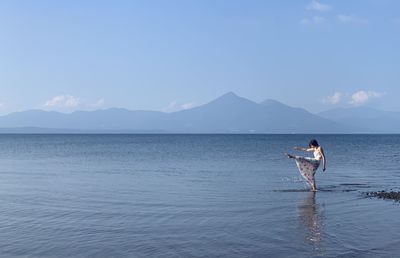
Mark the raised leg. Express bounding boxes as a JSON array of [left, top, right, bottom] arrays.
[[286, 153, 295, 159]]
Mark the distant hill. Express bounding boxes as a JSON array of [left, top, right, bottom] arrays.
[[0, 108, 168, 131], [318, 107, 400, 133], [167, 92, 350, 133], [0, 92, 377, 133]]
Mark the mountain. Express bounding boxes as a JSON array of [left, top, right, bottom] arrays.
[[257, 99, 351, 133], [167, 92, 262, 132], [319, 107, 400, 133], [0, 92, 355, 133], [0, 108, 168, 130], [165, 92, 350, 133]]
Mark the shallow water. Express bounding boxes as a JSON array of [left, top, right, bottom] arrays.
[[0, 134, 399, 257]]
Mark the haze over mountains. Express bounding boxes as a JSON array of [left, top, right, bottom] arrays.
[[319, 107, 400, 133], [0, 92, 398, 133]]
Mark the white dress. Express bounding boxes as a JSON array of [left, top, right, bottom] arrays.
[[294, 149, 322, 186]]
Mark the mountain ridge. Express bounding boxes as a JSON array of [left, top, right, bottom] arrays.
[[319, 106, 400, 133], [0, 92, 396, 133]]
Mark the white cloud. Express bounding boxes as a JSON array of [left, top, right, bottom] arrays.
[[180, 102, 196, 110], [323, 92, 343, 105], [301, 16, 327, 25], [43, 95, 105, 112], [45, 95, 80, 108], [337, 15, 368, 25], [349, 90, 384, 106], [322, 90, 385, 106], [306, 1, 332, 12], [163, 101, 196, 113]]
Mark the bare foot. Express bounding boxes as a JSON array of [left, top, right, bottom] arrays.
[[286, 153, 295, 159]]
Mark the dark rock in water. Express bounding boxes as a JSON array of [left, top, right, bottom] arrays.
[[365, 191, 400, 201]]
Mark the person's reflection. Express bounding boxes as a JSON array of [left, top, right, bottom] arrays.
[[298, 192, 324, 251]]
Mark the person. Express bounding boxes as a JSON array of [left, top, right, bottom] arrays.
[[286, 139, 326, 192]]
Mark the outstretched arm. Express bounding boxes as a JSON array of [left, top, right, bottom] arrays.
[[294, 146, 314, 152], [321, 148, 327, 172]]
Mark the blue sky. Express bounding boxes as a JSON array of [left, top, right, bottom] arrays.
[[0, 0, 399, 114]]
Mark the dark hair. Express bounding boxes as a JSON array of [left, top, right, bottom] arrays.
[[309, 139, 319, 148]]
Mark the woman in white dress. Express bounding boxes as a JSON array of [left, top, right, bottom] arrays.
[[287, 139, 326, 192]]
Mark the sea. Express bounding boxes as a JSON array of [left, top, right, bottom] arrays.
[[0, 134, 399, 258]]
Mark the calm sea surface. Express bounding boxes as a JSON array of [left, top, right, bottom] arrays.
[[0, 134, 399, 258]]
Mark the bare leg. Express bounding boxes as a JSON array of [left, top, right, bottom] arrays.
[[311, 180, 317, 192]]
